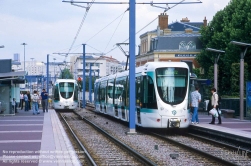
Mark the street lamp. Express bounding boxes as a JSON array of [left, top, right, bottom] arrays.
[[205, 48, 225, 91], [230, 41, 251, 120], [21, 43, 27, 73]]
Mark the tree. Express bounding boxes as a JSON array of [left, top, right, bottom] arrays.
[[197, 0, 251, 94], [59, 68, 74, 79]]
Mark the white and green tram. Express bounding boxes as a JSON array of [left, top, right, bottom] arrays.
[[52, 79, 78, 111], [94, 62, 191, 128]]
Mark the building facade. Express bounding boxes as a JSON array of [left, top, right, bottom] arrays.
[[136, 13, 207, 68], [70, 55, 123, 80]]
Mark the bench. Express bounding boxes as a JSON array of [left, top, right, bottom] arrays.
[[220, 109, 235, 118]]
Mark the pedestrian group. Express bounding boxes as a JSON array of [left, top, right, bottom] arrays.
[[16, 89, 49, 115]]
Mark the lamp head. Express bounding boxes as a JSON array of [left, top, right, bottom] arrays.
[[230, 41, 251, 47], [206, 48, 225, 53]]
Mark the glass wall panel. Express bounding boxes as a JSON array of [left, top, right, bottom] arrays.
[[0, 86, 11, 115]]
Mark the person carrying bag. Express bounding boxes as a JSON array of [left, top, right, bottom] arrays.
[[209, 88, 222, 124]]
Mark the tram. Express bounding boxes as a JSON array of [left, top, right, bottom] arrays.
[[94, 62, 191, 128], [52, 79, 78, 111]]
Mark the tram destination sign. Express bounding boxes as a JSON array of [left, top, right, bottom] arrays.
[[175, 54, 196, 57]]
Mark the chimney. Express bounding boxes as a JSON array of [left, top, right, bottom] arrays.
[[163, 28, 171, 35], [181, 17, 190, 22], [203, 17, 207, 27], [158, 13, 168, 30], [185, 28, 193, 33]]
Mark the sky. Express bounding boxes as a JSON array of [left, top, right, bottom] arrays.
[[0, 0, 231, 64]]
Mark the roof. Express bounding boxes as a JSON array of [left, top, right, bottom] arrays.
[[154, 34, 202, 51], [0, 71, 26, 84], [140, 21, 203, 38], [168, 21, 202, 31]]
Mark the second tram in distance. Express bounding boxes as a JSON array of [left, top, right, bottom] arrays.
[[52, 79, 78, 111], [94, 62, 191, 128]]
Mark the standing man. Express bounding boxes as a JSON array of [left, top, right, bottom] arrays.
[[32, 90, 40, 115], [209, 88, 222, 124], [41, 89, 48, 113], [190, 86, 201, 124], [23, 93, 29, 112], [27, 91, 31, 110], [19, 92, 24, 110]]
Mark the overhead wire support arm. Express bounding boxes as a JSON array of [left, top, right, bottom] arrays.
[[116, 43, 129, 70], [116, 43, 129, 57], [71, 2, 90, 9]]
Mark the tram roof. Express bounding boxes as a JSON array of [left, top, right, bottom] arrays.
[[95, 62, 189, 83]]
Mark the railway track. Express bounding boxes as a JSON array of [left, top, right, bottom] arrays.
[[59, 112, 156, 166], [144, 130, 251, 166], [77, 107, 251, 165]]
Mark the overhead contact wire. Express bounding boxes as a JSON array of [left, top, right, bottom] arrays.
[[65, 0, 95, 61], [85, 8, 128, 43], [103, 11, 126, 53]]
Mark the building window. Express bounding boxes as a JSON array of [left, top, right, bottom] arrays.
[[179, 41, 196, 50], [187, 41, 196, 50], [179, 41, 187, 50]]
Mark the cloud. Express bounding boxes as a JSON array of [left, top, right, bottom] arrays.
[[0, 0, 230, 63]]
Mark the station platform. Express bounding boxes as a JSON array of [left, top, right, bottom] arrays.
[[0, 108, 81, 166], [190, 112, 251, 141]]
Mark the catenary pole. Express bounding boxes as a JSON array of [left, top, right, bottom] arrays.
[[82, 44, 86, 108]]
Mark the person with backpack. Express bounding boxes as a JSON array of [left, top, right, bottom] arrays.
[[24, 93, 29, 112], [32, 90, 40, 115], [190, 86, 201, 124], [209, 88, 222, 124]]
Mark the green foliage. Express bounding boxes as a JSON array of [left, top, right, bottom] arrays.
[[231, 63, 248, 96], [59, 68, 73, 79], [197, 0, 251, 95], [193, 68, 201, 78], [77, 76, 97, 92]]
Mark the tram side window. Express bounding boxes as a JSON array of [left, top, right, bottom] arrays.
[[126, 77, 129, 107], [94, 83, 99, 102], [100, 81, 107, 103], [107, 80, 114, 104], [54, 84, 60, 100], [115, 77, 126, 106], [142, 76, 157, 109]]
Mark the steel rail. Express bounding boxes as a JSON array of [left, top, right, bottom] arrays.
[[148, 131, 238, 166], [73, 111, 157, 166], [59, 113, 97, 166], [187, 133, 251, 158]]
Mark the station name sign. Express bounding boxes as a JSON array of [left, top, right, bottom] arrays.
[[175, 54, 196, 57]]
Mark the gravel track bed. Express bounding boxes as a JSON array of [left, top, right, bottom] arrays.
[[62, 112, 143, 166], [59, 113, 89, 166], [166, 135, 251, 166], [76, 110, 225, 165]]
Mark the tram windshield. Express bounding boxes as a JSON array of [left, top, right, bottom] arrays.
[[156, 67, 188, 105], [59, 82, 74, 99]]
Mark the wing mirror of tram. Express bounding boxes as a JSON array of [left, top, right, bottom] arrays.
[[142, 67, 147, 76]]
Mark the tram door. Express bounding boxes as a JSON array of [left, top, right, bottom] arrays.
[[140, 75, 158, 115], [136, 76, 141, 124]]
